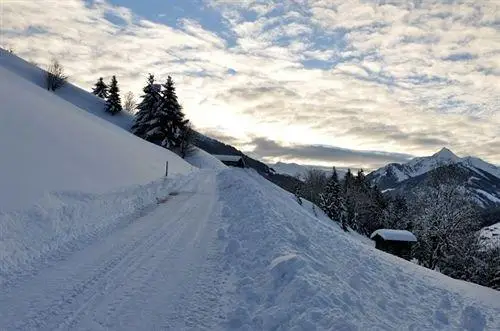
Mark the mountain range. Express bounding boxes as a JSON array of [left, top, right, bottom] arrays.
[[367, 147, 500, 209], [268, 162, 348, 180]]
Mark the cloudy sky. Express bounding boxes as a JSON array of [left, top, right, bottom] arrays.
[[2, 0, 499, 170]]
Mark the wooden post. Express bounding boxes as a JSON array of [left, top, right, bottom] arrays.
[[165, 161, 169, 177]]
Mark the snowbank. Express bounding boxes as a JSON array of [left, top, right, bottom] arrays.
[[185, 148, 226, 170], [0, 172, 198, 285], [0, 65, 193, 211], [216, 168, 500, 330]]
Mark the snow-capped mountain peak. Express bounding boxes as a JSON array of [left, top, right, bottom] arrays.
[[432, 147, 460, 161], [368, 147, 500, 208]]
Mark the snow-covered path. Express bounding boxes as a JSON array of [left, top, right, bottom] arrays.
[[0, 171, 225, 330]]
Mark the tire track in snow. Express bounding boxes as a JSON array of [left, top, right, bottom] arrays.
[[10, 193, 192, 330], [0, 171, 222, 330]]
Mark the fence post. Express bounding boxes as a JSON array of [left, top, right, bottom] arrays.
[[165, 161, 169, 177]]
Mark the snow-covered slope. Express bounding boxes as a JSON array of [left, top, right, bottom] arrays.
[[217, 168, 500, 330], [0, 54, 192, 211], [0, 48, 134, 130], [368, 148, 500, 208], [481, 222, 500, 248], [1, 167, 499, 330], [185, 147, 227, 170]]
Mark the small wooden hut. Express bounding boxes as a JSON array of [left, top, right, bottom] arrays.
[[370, 229, 417, 260], [213, 154, 246, 168]]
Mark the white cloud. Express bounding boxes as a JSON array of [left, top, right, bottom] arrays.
[[2, 0, 499, 167]]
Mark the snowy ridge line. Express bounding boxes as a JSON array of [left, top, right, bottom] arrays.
[[244, 168, 336, 228], [0, 172, 198, 287]]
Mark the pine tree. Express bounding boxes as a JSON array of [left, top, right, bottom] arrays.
[[343, 169, 357, 230], [92, 77, 108, 99], [132, 74, 160, 139], [144, 76, 188, 149], [319, 167, 346, 226], [385, 195, 409, 229], [343, 169, 355, 193], [105, 75, 122, 115], [159, 76, 188, 148], [356, 169, 367, 188], [294, 184, 303, 205]]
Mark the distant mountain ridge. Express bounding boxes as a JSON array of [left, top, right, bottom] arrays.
[[368, 148, 500, 208], [269, 162, 335, 178]]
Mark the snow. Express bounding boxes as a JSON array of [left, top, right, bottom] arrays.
[[433, 147, 460, 162], [465, 157, 500, 180], [213, 154, 243, 162], [1, 49, 499, 330], [269, 162, 346, 180], [481, 222, 500, 248], [185, 148, 227, 170], [215, 169, 500, 330], [382, 188, 395, 193], [370, 229, 418, 242], [0, 170, 223, 330], [372, 147, 500, 187], [0, 49, 134, 130], [0, 55, 192, 211], [1, 168, 499, 329], [476, 189, 500, 204]]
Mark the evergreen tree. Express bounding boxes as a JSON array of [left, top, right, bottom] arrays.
[[105, 75, 122, 115], [92, 77, 108, 99], [145, 76, 189, 149], [343, 169, 357, 230], [320, 167, 346, 227], [294, 184, 303, 205], [385, 195, 410, 229], [355, 169, 368, 190], [132, 74, 160, 139], [343, 169, 355, 192]]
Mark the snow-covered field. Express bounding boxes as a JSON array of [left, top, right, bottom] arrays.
[[0, 50, 499, 330]]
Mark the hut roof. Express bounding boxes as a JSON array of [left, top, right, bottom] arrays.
[[213, 155, 243, 162], [370, 229, 417, 242]]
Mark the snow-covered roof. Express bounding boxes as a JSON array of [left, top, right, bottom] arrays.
[[213, 154, 243, 162], [370, 229, 417, 242]]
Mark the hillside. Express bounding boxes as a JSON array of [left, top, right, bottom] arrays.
[[0, 57, 192, 211], [368, 148, 500, 208], [0, 49, 499, 330]]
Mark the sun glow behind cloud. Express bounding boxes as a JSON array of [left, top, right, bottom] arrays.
[[1, 0, 499, 169]]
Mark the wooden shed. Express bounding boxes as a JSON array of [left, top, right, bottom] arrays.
[[213, 154, 246, 168], [370, 229, 417, 260]]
